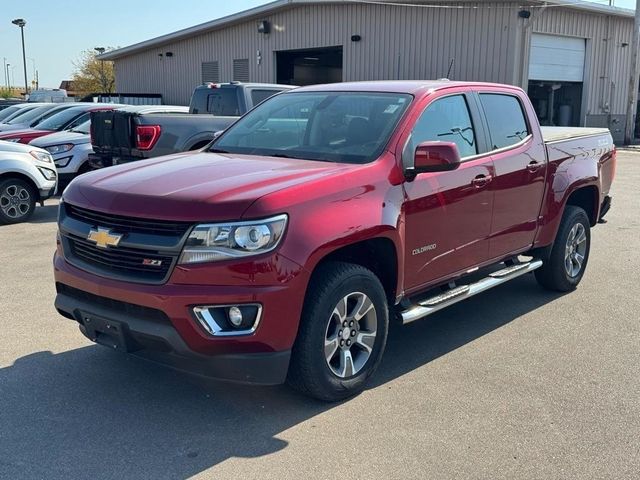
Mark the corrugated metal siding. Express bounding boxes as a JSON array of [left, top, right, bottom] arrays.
[[113, 2, 520, 105], [528, 6, 633, 115]]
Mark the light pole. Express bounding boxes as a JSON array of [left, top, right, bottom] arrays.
[[11, 18, 29, 96], [6, 63, 10, 89], [3, 57, 7, 89], [94, 47, 106, 92]]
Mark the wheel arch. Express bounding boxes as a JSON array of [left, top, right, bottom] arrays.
[[0, 172, 41, 201], [307, 236, 399, 306], [565, 185, 600, 227]]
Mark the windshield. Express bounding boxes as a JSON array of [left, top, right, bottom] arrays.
[[37, 108, 85, 131], [0, 105, 23, 122], [30, 105, 73, 127], [69, 120, 90, 134], [211, 91, 412, 164], [1, 105, 39, 123], [6, 105, 53, 125]]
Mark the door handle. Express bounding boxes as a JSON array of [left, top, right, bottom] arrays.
[[527, 160, 543, 172], [471, 174, 492, 188]]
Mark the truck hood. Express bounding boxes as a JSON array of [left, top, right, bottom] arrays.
[[29, 130, 89, 147], [63, 151, 355, 221]]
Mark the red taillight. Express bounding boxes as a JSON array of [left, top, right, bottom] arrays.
[[135, 125, 161, 150]]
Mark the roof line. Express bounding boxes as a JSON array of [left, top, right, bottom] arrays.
[[98, 0, 635, 61]]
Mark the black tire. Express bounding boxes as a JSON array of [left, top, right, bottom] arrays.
[[535, 205, 591, 292], [0, 178, 37, 224], [287, 261, 389, 402]]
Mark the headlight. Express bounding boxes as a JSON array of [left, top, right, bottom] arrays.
[[30, 150, 54, 164], [179, 214, 288, 264], [45, 143, 74, 155]]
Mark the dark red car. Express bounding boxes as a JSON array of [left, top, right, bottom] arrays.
[[54, 81, 615, 401], [0, 104, 119, 144]]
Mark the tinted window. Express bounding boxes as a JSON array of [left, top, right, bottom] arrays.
[[213, 92, 412, 164], [250, 89, 281, 106], [0, 105, 23, 122], [37, 108, 86, 131], [207, 89, 240, 116], [30, 105, 73, 127], [479, 94, 529, 150], [407, 95, 477, 160], [5, 105, 53, 125]]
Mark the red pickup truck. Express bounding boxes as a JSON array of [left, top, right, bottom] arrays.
[[54, 81, 615, 401]]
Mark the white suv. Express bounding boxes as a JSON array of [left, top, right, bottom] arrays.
[[0, 140, 57, 224]]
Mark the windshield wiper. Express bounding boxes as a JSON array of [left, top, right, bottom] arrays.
[[209, 148, 230, 153]]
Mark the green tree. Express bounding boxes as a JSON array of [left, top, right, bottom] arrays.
[[72, 48, 115, 97]]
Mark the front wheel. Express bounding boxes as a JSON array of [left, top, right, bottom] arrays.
[[287, 262, 389, 402], [535, 205, 591, 292], [0, 178, 36, 224]]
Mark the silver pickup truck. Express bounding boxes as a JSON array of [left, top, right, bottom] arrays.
[[88, 82, 295, 169]]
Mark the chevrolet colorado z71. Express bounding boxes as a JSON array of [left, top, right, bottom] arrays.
[[54, 81, 615, 401]]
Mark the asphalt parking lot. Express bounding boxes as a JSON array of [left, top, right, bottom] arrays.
[[1, 151, 638, 480]]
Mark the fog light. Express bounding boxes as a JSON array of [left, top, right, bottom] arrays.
[[228, 306, 243, 327], [192, 304, 262, 336]]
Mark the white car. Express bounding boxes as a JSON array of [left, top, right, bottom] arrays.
[[0, 140, 57, 224], [30, 120, 92, 187]]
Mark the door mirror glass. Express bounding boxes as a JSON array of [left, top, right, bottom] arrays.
[[411, 141, 461, 174]]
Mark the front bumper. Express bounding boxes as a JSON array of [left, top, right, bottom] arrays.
[[39, 184, 56, 201], [53, 251, 309, 385]]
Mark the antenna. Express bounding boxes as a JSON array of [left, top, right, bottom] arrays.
[[446, 58, 455, 79]]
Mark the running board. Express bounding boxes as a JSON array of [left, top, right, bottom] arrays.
[[401, 259, 543, 325]]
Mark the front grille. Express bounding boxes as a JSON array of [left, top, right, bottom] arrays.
[[56, 283, 171, 326], [66, 234, 176, 283], [65, 203, 191, 236]]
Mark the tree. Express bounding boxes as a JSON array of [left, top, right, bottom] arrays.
[[72, 48, 116, 97]]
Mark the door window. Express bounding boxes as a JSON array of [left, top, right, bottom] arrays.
[[405, 95, 477, 165], [479, 94, 530, 150]]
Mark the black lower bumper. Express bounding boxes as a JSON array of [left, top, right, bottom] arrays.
[[39, 186, 56, 201], [54, 290, 291, 385], [88, 153, 143, 169]]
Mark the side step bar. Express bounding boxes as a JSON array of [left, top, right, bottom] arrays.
[[401, 259, 543, 325]]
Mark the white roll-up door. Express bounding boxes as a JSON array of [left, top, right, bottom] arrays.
[[529, 33, 586, 82]]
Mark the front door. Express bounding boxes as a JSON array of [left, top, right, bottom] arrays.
[[402, 93, 495, 292]]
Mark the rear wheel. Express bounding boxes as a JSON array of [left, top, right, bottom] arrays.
[[287, 262, 388, 402], [535, 205, 591, 292], [0, 178, 36, 224]]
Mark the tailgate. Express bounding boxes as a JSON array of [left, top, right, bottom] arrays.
[[90, 110, 136, 155]]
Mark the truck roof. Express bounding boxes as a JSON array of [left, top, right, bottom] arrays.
[[294, 80, 523, 95]]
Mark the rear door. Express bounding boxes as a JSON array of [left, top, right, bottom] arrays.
[[402, 92, 495, 291], [477, 91, 547, 258]]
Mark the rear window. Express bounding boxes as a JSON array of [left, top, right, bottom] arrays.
[[250, 89, 281, 106], [37, 108, 85, 131], [0, 105, 23, 122], [479, 94, 530, 150], [5, 105, 51, 125], [207, 89, 240, 116]]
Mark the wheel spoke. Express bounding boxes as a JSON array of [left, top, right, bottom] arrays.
[[355, 331, 376, 354], [324, 335, 339, 362], [333, 296, 348, 322], [353, 295, 374, 321], [338, 349, 355, 377], [575, 227, 587, 245], [574, 252, 584, 271]]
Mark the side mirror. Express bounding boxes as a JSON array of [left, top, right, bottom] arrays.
[[410, 141, 461, 175]]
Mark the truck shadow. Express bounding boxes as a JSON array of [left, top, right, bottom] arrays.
[[0, 275, 563, 479], [27, 203, 59, 224]]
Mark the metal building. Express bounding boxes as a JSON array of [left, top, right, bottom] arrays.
[[100, 0, 636, 142]]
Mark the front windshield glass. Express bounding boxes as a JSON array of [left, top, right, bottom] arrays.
[[1, 105, 39, 123], [6, 105, 52, 125], [0, 105, 23, 122], [70, 120, 90, 134], [37, 108, 84, 131], [211, 91, 412, 164]]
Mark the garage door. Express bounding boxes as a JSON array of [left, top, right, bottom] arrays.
[[529, 33, 585, 82]]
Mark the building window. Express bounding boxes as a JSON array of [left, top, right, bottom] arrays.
[[202, 61, 219, 83], [233, 59, 250, 82]]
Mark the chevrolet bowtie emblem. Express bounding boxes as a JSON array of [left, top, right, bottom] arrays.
[[87, 227, 123, 249]]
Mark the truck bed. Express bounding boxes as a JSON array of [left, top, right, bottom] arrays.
[[541, 126, 610, 143]]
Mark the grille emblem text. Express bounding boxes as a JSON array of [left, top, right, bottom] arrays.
[[142, 259, 163, 267], [87, 227, 123, 249]]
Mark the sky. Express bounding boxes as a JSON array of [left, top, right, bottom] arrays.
[[0, 0, 637, 90]]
